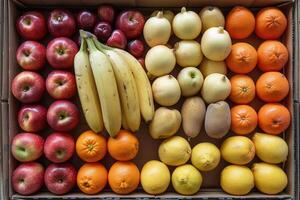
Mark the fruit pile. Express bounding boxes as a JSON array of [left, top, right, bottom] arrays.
[[10, 4, 291, 197]]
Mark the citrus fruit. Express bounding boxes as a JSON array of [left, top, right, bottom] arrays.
[[229, 75, 255, 104], [231, 105, 258, 135]]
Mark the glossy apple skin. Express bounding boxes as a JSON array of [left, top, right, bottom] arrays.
[[77, 10, 96, 30], [11, 71, 45, 103], [44, 132, 75, 163], [47, 9, 76, 37], [127, 39, 144, 58], [116, 11, 145, 39], [16, 11, 47, 40], [46, 70, 76, 99], [93, 22, 112, 42], [18, 105, 47, 132], [97, 5, 115, 24], [44, 163, 77, 195], [46, 37, 78, 69], [16, 41, 46, 71], [137, 58, 145, 69], [11, 133, 44, 162], [12, 162, 44, 195], [106, 30, 127, 49], [47, 100, 79, 131]]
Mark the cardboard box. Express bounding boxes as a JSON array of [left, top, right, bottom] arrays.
[[1, 0, 298, 199]]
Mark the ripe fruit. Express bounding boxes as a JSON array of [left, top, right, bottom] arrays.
[[191, 143, 220, 171], [258, 103, 290, 135], [76, 10, 96, 30], [48, 9, 76, 37], [226, 42, 257, 74], [16, 41, 46, 70], [141, 160, 170, 194], [12, 162, 44, 195], [221, 136, 255, 165], [107, 130, 139, 161], [177, 67, 203, 97], [255, 7, 287, 39], [226, 6, 255, 39], [93, 22, 112, 43], [199, 6, 225, 32], [77, 163, 107, 194], [256, 72, 289, 102], [76, 130, 106, 162], [229, 75, 255, 104], [257, 40, 288, 72], [108, 161, 140, 194], [46, 37, 78, 69], [11, 133, 44, 162], [16, 11, 47, 40], [231, 105, 258, 135], [221, 165, 254, 195], [18, 105, 47, 132], [199, 58, 227, 78], [106, 29, 127, 49], [127, 39, 144, 58], [11, 71, 45, 103], [174, 40, 203, 68], [97, 5, 115, 24]]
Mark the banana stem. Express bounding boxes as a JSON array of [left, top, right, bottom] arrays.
[[92, 37, 113, 51], [79, 37, 87, 52], [85, 38, 97, 52]]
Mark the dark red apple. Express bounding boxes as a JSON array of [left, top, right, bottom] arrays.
[[46, 37, 78, 69], [44, 132, 75, 163], [11, 71, 45, 103], [47, 100, 79, 131], [18, 105, 47, 132], [116, 11, 145, 39], [127, 39, 145, 58], [16, 41, 46, 71], [48, 9, 76, 37], [93, 22, 112, 42], [11, 133, 44, 162], [46, 70, 76, 99], [97, 5, 115, 24], [106, 30, 127, 49], [77, 10, 96, 30], [12, 162, 44, 195], [16, 11, 47, 40], [44, 163, 77, 195], [138, 58, 145, 69]]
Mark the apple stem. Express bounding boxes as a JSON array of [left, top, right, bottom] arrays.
[[157, 11, 164, 18], [218, 26, 224, 34]]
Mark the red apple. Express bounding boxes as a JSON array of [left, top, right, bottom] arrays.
[[16, 41, 46, 71], [46, 37, 78, 69], [46, 70, 76, 99], [11, 71, 45, 103], [47, 9, 76, 37], [138, 58, 145, 69], [93, 22, 112, 42], [127, 39, 145, 58], [11, 133, 44, 162], [106, 30, 127, 49], [116, 11, 145, 39], [12, 162, 44, 195], [77, 10, 96, 30], [16, 11, 47, 40], [18, 105, 47, 132], [44, 132, 75, 163], [47, 100, 79, 131], [97, 5, 115, 24], [44, 163, 77, 195]]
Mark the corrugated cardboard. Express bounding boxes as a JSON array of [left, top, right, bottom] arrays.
[[1, 0, 298, 199]]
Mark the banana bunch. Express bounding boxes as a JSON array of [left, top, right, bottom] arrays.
[[74, 30, 154, 137]]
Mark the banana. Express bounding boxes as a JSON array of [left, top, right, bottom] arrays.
[[85, 36, 121, 137], [74, 38, 104, 133], [115, 49, 155, 123], [94, 39, 141, 132], [121, 109, 130, 130]]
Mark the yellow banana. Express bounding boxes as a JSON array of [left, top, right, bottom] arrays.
[[94, 39, 141, 132], [74, 38, 103, 133], [116, 49, 155, 123], [85, 36, 121, 137]]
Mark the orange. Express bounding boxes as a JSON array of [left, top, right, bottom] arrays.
[[257, 40, 288, 72], [255, 7, 287, 39], [258, 103, 291, 135], [108, 130, 139, 161], [226, 42, 257, 74], [108, 161, 140, 194], [229, 75, 255, 104], [226, 6, 255, 39], [77, 163, 108, 194], [256, 72, 289, 103], [76, 130, 107, 162], [231, 105, 258, 135]]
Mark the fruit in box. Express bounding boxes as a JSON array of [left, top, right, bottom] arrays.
[[199, 6, 225, 32], [48, 9, 76, 37], [76, 10, 96, 30], [199, 58, 227, 78], [177, 67, 203, 97], [174, 40, 203, 68], [18, 105, 47, 132], [127, 39, 145, 58], [93, 22, 112, 43], [97, 5, 115, 24], [191, 143, 220, 171], [106, 29, 127, 49]]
